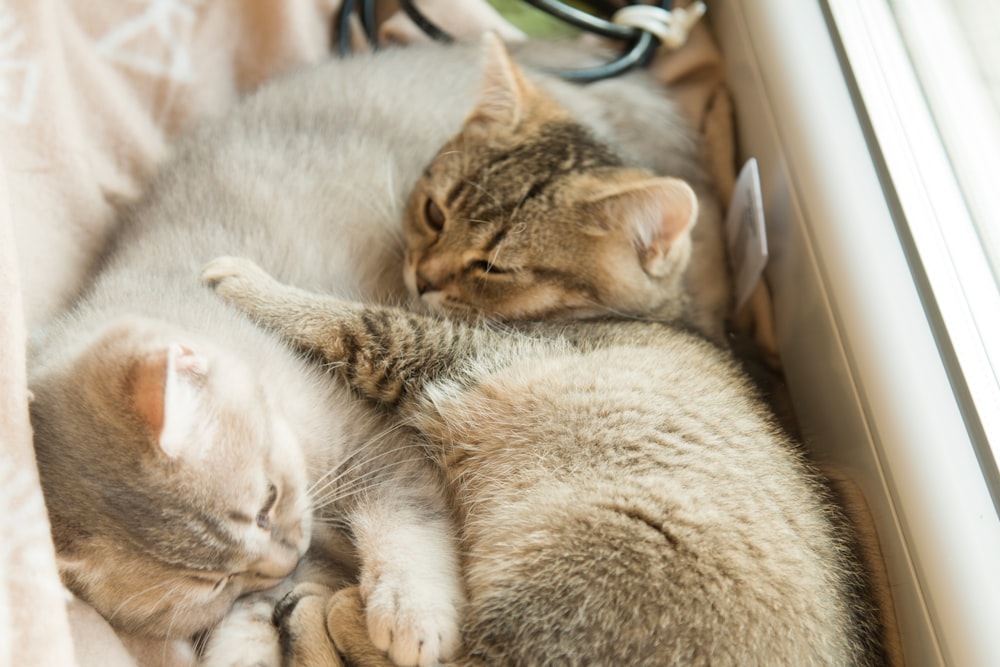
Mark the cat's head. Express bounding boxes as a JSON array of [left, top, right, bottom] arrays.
[[403, 34, 697, 321], [30, 317, 311, 637]]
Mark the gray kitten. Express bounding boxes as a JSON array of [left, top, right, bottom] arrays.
[[201, 252, 886, 666], [27, 36, 721, 666]]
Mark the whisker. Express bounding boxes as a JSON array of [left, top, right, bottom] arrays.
[[305, 422, 410, 496], [198, 608, 230, 658], [571, 295, 647, 320], [160, 587, 193, 657], [307, 441, 422, 505], [487, 246, 506, 272], [461, 178, 501, 207], [311, 456, 434, 511], [147, 577, 187, 618], [306, 423, 432, 505], [107, 576, 186, 623], [432, 149, 464, 164]]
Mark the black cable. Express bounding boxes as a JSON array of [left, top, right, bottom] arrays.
[[336, 1, 681, 82], [523, 0, 634, 40], [398, 0, 453, 43], [335, 0, 356, 57], [361, 0, 379, 48], [553, 30, 656, 82], [544, 0, 673, 83]]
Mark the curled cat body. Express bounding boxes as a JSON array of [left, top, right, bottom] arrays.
[[202, 254, 887, 667], [199, 38, 885, 666], [28, 35, 727, 665]]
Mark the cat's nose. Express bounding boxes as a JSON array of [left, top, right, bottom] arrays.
[[255, 536, 304, 581], [415, 271, 438, 296]]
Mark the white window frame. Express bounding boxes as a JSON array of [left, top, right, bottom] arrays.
[[712, 1, 1000, 665]]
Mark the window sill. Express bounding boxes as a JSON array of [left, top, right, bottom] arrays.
[[712, 1, 1000, 664]]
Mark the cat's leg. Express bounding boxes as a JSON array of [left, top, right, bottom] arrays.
[[202, 256, 493, 405], [200, 584, 393, 667], [323, 587, 399, 667], [291, 448, 464, 666], [343, 450, 464, 667]]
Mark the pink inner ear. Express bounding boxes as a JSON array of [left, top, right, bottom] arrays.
[[589, 176, 697, 276], [642, 179, 697, 247], [131, 348, 169, 436], [632, 180, 694, 246], [129, 344, 207, 454]]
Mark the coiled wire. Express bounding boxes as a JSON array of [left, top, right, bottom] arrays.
[[335, 0, 674, 82]]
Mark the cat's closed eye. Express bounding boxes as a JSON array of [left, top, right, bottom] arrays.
[[256, 483, 277, 530], [424, 198, 446, 232], [466, 260, 509, 276]]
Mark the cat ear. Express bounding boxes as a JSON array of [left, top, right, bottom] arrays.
[[131, 343, 208, 458], [466, 32, 531, 131], [588, 176, 699, 277]]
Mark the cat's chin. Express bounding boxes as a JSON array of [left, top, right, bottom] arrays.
[[419, 292, 477, 319]]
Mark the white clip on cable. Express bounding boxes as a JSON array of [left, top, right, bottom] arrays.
[[611, 2, 707, 50]]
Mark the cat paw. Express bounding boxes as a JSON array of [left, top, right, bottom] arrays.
[[271, 583, 344, 664], [273, 582, 333, 628], [199, 594, 281, 667], [200, 256, 274, 299], [363, 575, 462, 667]]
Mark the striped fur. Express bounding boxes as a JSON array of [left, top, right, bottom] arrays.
[[205, 255, 888, 667]]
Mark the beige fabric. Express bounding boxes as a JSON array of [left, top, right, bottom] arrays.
[[0, 1, 737, 664], [0, 153, 77, 667]]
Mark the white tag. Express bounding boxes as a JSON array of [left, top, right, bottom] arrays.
[[725, 158, 769, 313]]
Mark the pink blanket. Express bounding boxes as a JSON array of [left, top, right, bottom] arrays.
[[0, 2, 734, 664]]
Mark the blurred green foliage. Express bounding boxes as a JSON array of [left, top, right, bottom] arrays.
[[486, 1, 619, 38]]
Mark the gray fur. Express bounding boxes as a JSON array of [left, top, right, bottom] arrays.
[[27, 37, 717, 664], [202, 256, 887, 666]]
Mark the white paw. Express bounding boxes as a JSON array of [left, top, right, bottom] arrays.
[[201, 255, 258, 286], [363, 574, 462, 667], [199, 595, 280, 667], [200, 256, 286, 317]]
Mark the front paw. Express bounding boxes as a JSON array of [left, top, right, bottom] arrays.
[[363, 574, 462, 667], [274, 584, 396, 667], [199, 594, 281, 667], [273, 583, 343, 665], [201, 256, 274, 298], [201, 256, 278, 305], [201, 255, 269, 289]]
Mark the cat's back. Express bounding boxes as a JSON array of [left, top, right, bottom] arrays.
[[94, 46, 479, 304], [420, 323, 880, 665], [66, 39, 699, 330], [433, 323, 820, 530]]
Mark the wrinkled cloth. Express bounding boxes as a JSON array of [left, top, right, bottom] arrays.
[[0, 1, 735, 664]]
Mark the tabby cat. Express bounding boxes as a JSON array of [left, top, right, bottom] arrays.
[[403, 37, 714, 333], [201, 253, 886, 666], [196, 37, 885, 665], [28, 35, 724, 666]]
